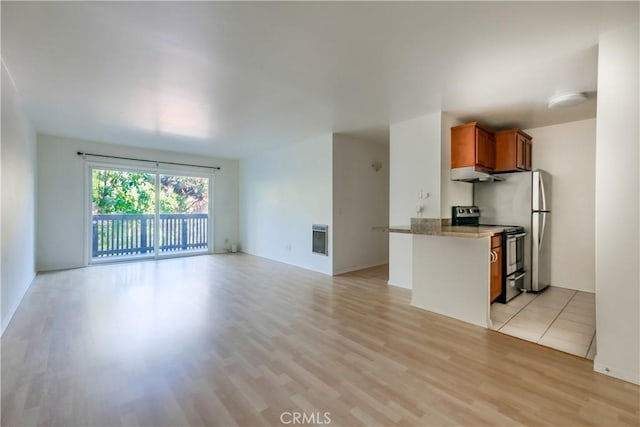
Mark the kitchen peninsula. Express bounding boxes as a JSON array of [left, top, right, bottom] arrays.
[[390, 218, 506, 328]]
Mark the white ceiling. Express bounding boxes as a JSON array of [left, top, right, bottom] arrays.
[[2, 2, 637, 158]]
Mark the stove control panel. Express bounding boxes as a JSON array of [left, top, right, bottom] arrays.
[[452, 206, 481, 226], [453, 206, 480, 218]]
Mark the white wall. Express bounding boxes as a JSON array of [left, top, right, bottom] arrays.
[[389, 112, 443, 223], [440, 113, 473, 218], [388, 233, 413, 289], [239, 134, 333, 275], [388, 112, 442, 288], [1, 62, 37, 334], [526, 119, 596, 293], [332, 134, 389, 274], [412, 235, 490, 328], [594, 21, 640, 385], [36, 134, 239, 271]]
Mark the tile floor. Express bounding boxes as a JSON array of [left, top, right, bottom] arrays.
[[490, 286, 596, 359]]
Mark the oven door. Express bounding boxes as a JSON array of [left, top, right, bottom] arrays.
[[506, 232, 526, 275]]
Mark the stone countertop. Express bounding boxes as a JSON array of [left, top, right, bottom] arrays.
[[387, 219, 506, 238]]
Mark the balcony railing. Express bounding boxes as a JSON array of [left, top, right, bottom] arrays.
[[92, 213, 208, 258]]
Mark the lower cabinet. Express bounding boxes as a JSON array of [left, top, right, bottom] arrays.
[[490, 236, 503, 303]]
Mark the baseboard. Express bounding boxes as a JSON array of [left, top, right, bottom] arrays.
[[1, 272, 35, 336], [239, 250, 333, 276], [549, 284, 595, 293], [594, 357, 640, 385], [332, 262, 387, 276], [387, 280, 412, 290], [1, 299, 22, 336]]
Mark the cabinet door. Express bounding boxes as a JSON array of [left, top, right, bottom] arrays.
[[525, 140, 532, 170], [516, 135, 526, 170], [487, 133, 496, 170], [451, 125, 476, 168], [490, 247, 503, 302], [495, 132, 517, 172], [475, 128, 495, 170]]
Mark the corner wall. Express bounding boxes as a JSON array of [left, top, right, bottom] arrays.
[[239, 134, 333, 274], [440, 113, 473, 218], [388, 112, 442, 288], [526, 119, 596, 293], [36, 134, 239, 271], [594, 20, 639, 385], [1, 62, 37, 334], [332, 134, 389, 275]]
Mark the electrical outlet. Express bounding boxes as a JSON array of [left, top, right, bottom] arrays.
[[417, 189, 431, 200]]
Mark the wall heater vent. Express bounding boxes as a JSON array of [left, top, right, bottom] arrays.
[[312, 224, 328, 256]]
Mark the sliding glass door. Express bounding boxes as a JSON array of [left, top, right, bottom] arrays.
[[158, 174, 209, 255], [90, 166, 211, 262], [91, 168, 156, 259]]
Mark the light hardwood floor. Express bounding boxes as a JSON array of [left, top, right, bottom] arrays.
[[2, 255, 638, 426]]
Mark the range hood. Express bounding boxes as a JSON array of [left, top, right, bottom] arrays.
[[450, 167, 503, 182]]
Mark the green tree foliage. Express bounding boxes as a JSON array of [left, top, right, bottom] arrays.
[[92, 169, 208, 214], [92, 170, 155, 214], [160, 175, 208, 214]]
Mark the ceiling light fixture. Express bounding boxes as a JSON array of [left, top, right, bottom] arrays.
[[547, 92, 588, 109]]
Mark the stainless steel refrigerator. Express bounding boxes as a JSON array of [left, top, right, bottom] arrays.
[[474, 170, 552, 292]]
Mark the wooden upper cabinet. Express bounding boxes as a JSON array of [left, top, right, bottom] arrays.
[[494, 129, 533, 172], [451, 122, 495, 172], [476, 127, 496, 170], [525, 137, 532, 170]]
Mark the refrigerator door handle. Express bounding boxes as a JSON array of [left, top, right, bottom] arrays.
[[539, 212, 547, 251], [508, 271, 527, 281], [539, 172, 547, 212]]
